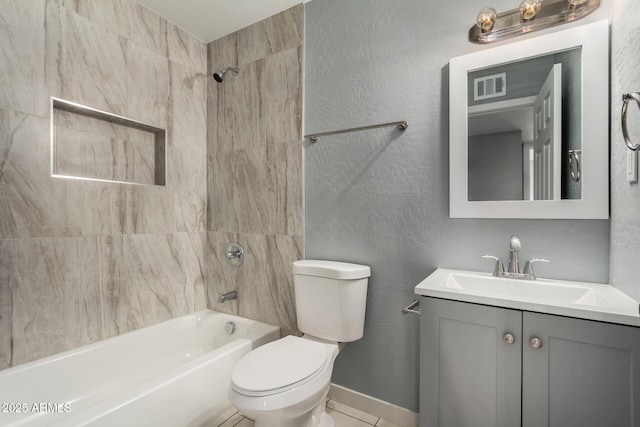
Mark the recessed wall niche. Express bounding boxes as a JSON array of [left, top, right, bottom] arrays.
[[50, 97, 166, 186]]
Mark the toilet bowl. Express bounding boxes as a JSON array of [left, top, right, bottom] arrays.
[[230, 336, 342, 427], [228, 260, 371, 427]]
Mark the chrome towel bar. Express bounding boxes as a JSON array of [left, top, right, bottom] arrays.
[[402, 300, 421, 317], [305, 120, 408, 143]]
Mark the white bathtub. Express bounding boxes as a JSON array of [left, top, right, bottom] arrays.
[[0, 310, 280, 427]]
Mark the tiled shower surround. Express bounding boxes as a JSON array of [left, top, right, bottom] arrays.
[[205, 5, 303, 332], [0, 0, 303, 369]]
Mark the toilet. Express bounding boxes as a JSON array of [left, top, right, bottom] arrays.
[[229, 260, 371, 427]]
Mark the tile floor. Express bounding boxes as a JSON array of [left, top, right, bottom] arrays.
[[216, 399, 403, 427]]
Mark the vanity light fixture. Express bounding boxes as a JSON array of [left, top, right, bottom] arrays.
[[470, 0, 600, 43]]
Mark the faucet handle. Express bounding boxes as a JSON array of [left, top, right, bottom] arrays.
[[482, 255, 505, 276], [225, 243, 244, 267], [523, 258, 549, 280]]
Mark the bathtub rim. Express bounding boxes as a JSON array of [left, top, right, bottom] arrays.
[[0, 309, 280, 377]]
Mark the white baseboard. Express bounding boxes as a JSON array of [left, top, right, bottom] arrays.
[[328, 384, 419, 427]]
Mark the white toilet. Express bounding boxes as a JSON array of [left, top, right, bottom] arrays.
[[229, 260, 371, 427]]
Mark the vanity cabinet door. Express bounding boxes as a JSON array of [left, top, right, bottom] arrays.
[[522, 312, 640, 427], [420, 297, 522, 427]]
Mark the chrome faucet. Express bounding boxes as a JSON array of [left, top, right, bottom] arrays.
[[218, 290, 238, 303], [508, 235, 521, 274], [482, 235, 549, 280]]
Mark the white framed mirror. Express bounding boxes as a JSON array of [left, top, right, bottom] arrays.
[[449, 20, 609, 219]]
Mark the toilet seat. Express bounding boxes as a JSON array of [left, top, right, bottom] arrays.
[[231, 336, 330, 397]]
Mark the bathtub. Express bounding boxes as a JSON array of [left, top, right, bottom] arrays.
[[0, 310, 280, 427]]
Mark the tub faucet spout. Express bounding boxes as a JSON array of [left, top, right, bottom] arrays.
[[218, 290, 238, 303]]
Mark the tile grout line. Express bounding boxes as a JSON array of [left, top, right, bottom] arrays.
[[232, 417, 248, 426], [220, 402, 388, 426], [218, 410, 239, 426]]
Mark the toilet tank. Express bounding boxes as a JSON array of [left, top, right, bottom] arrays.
[[293, 260, 371, 342]]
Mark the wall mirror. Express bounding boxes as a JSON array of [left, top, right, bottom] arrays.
[[449, 20, 609, 219]]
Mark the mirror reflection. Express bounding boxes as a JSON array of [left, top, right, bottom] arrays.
[[467, 47, 582, 201]]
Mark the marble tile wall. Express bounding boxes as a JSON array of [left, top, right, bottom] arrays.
[[206, 5, 303, 333], [0, 0, 208, 369], [53, 109, 157, 185]]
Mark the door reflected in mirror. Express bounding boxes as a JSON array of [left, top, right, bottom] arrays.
[[467, 47, 581, 202]]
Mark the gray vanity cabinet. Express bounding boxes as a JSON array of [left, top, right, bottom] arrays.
[[420, 297, 640, 427], [420, 297, 522, 427], [522, 311, 640, 427]]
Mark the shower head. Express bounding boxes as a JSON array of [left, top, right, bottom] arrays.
[[212, 66, 239, 83]]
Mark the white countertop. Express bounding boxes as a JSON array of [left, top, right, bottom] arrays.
[[415, 268, 640, 327]]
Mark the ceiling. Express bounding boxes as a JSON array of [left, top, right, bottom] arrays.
[[137, 0, 309, 44]]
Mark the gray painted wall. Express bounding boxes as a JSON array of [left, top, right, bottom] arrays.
[[469, 131, 523, 201], [610, 0, 640, 301], [304, 0, 611, 411]]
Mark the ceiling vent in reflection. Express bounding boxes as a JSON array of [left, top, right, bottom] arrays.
[[474, 72, 506, 101]]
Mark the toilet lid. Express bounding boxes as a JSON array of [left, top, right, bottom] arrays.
[[231, 336, 328, 396]]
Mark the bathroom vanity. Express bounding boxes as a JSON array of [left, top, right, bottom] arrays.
[[436, 18, 627, 424], [415, 269, 640, 427]]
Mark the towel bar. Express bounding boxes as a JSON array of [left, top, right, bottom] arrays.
[[622, 93, 640, 151], [402, 300, 421, 317]]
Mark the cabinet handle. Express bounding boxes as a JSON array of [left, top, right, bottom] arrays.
[[503, 333, 515, 344], [530, 337, 543, 349]]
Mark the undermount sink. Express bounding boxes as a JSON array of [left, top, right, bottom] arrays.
[[415, 268, 640, 325]]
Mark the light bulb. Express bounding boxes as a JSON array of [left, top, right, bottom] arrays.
[[519, 0, 542, 21], [476, 7, 497, 32]]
